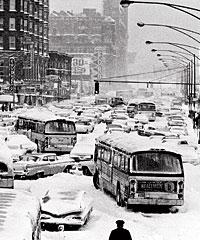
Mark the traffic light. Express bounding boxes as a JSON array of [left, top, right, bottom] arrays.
[[94, 81, 99, 94]]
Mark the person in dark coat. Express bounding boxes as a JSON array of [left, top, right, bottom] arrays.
[[109, 220, 132, 240]]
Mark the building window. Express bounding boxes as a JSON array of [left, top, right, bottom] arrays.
[[29, 2, 33, 15], [43, 10, 48, 22], [34, 5, 39, 18], [0, 0, 3, 10], [29, 21, 33, 32], [24, 19, 28, 31], [10, 0, 16, 11], [44, 0, 48, 6], [39, 8, 43, 19], [20, 18, 23, 30], [39, 24, 43, 35], [0, 18, 3, 29], [0, 36, 3, 49], [20, 0, 23, 11], [24, 1, 28, 12], [39, 42, 42, 54], [34, 23, 38, 34], [43, 25, 48, 38], [9, 18, 15, 30], [9, 36, 16, 49]]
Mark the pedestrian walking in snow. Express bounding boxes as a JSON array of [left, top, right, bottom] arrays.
[[109, 220, 132, 240]]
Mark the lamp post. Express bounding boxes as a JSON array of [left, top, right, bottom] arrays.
[[120, 1, 200, 21], [152, 49, 192, 61], [156, 54, 191, 62], [137, 22, 200, 44], [147, 40, 198, 110]]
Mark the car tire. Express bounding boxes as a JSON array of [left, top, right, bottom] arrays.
[[116, 186, 124, 207]]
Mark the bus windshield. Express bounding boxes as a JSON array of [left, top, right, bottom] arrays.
[[132, 152, 182, 174], [139, 103, 156, 111], [45, 120, 76, 134]]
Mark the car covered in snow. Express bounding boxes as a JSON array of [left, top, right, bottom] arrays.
[[69, 142, 95, 176], [41, 189, 93, 231], [75, 118, 94, 134]]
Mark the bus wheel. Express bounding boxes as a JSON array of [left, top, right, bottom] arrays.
[[116, 187, 124, 207], [93, 172, 100, 189]]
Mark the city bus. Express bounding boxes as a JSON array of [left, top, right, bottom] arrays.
[[137, 101, 156, 121], [1, 188, 41, 240], [16, 109, 77, 153], [93, 133, 184, 209]]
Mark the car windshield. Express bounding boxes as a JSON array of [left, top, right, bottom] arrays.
[[131, 152, 182, 174]]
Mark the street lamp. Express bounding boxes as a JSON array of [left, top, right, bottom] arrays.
[[137, 22, 200, 44], [156, 53, 191, 62], [148, 41, 198, 109], [151, 49, 192, 60], [120, 1, 200, 21]]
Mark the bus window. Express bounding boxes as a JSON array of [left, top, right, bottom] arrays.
[[135, 152, 182, 173]]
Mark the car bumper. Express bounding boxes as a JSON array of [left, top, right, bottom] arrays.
[[127, 198, 184, 206]]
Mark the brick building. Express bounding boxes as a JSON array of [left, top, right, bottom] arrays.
[[0, 0, 49, 94], [49, 1, 128, 94]]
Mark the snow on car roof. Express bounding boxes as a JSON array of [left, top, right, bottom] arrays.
[[0, 188, 40, 240], [97, 133, 180, 155]]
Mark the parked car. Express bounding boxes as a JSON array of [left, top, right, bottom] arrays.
[[6, 141, 27, 163], [13, 153, 74, 179], [6, 134, 37, 154], [134, 113, 149, 124], [137, 124, 156, 136], [41, 189, 93, 231], [169, 126, 188, 136], [69, 142, 95, 176], [75, 119, 94, 134]]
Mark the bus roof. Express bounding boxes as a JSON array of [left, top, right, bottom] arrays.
[[0, 188, 40, 240], [18, 109, 69, 122], [96, 133, 180, 155], [138, 100, 156, 104]]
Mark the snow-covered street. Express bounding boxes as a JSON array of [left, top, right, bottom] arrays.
[[14, 162, 200, 240], [12, 118, 200, 240]]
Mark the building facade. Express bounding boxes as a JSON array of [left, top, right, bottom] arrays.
[[49, 2, 128, 94], [0, 0, 49, 96], [103, 0, 128, 76]]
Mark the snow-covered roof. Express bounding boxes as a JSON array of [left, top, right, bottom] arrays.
[[18, 109, 68, 122], [96, 133, 180, 155], [0, 188, 40, 240]]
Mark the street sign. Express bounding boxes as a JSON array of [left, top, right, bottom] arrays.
[[92, 47, 103, 81], [9, 57, 15, 86]]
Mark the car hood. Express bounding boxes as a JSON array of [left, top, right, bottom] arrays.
[[41, 190, 87, 216], [42, 199, 83, 216]]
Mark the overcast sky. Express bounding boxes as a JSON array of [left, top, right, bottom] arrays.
[[49, 0, 200, 73]]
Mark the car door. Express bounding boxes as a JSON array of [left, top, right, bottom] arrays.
[[40, 156, 51, 176], [48, 155, 61, 175]]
